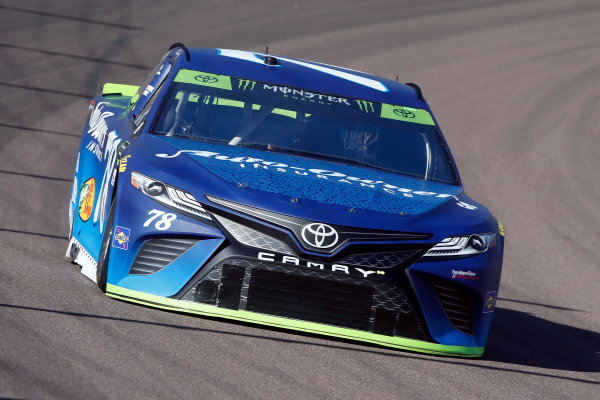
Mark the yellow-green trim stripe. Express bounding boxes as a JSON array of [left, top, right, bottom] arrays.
[[106, 284, 483, 357], [102, 83, 140, 97]]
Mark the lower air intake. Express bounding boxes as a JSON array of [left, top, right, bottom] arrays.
[[428, 276, 474, 335], [129, 238, 198, 275], [183, 258, 428, 340]]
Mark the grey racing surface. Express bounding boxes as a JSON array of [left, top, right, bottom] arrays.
[[0, 0, 598, 398]]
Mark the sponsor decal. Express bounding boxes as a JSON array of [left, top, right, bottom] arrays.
[[498, 221, 505, 237], [78, 177, 95, 222], [394, 108, 415, 118], [195, 74, 218, 84], [356, 100, 375, 113], [142, 84, 154, 96], [119, 155, 131, 173], [300, 223, 339, 249], [380, 103, 435, 126], [238, 79, 256, 91], [173, 69, 232, 90], [94, 131, 122, 233], [112, 226, 131, 250], [85, 102, 115, 161], [155, 149, 477, 210], [69, 176, 78, 227], [456, 201, 477, 210], [258, 252, 384, 278], [483, 291, 497, 313], [117, 141, 130, 159], [263, 84, 352, 105], [451, 269, 478, 280]]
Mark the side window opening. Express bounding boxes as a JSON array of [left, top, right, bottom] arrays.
[[130, 48, 184, 125]]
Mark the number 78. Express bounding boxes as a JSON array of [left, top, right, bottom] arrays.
[[143, 209, 176, 230]]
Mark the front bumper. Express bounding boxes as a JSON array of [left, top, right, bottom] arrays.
[[106, 283, 484, 357]]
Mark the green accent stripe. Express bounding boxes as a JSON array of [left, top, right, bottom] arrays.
[[106, 284, 483, 357], [380, 103, 435, 125], [102, 83, 140, 97], [174, 69, 232, 90]]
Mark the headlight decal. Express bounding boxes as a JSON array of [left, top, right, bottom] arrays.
[[424, 233, 496, 258], [131, 171, 211, 220]]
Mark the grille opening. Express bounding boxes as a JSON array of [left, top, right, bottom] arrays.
[[129, 238, 198, 275], [247, 267, 374, 331], [428, 276, 474, 335], [182, 258, 429, 341], [218, 264, 245, 309]]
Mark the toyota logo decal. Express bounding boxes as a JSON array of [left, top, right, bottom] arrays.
[[393, 108, 415, 118], [301, 223, 339, 249], [195, 74, 218, 83]]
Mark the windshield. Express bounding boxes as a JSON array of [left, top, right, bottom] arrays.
[[150, 68, 457, 184]]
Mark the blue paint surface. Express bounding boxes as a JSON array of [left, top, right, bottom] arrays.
[[156, 136, 461, 216]]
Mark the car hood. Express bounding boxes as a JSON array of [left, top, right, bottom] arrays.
[[131, 135, 488, 233]]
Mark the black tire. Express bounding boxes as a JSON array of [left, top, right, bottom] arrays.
[[66, 215, 77, 264], [96, 198, 116, 292]]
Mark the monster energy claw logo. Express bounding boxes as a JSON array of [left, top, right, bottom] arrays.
[[238, 79, 256, 91], [356, 100, 375, 113], [393, 108, 415, 118]]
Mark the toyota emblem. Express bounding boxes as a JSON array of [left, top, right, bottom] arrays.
[[301, 223, 339, 249]]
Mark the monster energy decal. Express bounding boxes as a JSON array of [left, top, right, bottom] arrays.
[[238, 79, 256, 91], [173, 69, 435, 125], [356, 100, 375, 113]]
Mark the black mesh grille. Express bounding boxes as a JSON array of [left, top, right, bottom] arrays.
[[183, 258, 428, 340], [428, 276, 474, 335], [247, 266, 374, 330], [129, 238, 198, 275], [337, 250, 421, 269]]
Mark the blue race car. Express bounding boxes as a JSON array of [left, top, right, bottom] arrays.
[[66, 44, 504, 357]]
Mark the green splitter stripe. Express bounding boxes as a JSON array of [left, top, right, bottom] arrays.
[[174, 69, 232, 90], [381, 103, 435, 126], [106, 284, 483, 357]]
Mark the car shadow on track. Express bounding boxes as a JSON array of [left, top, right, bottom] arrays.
[[2, 301, 598, 385], [484, 307, 600, 372]]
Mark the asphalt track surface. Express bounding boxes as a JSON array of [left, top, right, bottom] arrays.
[[1, 0, 599, 398]]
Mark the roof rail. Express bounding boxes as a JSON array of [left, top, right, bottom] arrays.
[[168, 42, 190, 62], [405, 82, 424, 102]]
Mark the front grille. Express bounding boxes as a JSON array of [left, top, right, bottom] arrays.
[[247, 266, 374, 330], [212, 214, 294, 255], [337, 250, 421, 269], [129, 238, 198, 275], [182, 258, 427, 340], [428, 276, 474, 335]]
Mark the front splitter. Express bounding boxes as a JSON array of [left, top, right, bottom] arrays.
[[106, 283, 484, 358]]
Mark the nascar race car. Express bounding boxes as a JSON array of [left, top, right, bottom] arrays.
[[66, 43, 504, 357]]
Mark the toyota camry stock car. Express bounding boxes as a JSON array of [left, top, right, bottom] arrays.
[[66, 43, 504, 357]]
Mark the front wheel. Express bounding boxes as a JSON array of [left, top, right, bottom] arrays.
[[96, 198, 116, 292]]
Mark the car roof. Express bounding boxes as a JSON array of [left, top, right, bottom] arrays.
[[175, 48, 427, 109]]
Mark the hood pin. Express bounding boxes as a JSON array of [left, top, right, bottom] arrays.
[[237, 181, 248, 188]]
